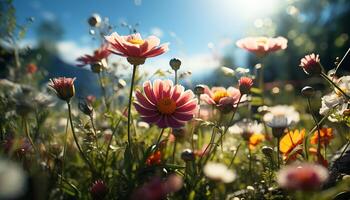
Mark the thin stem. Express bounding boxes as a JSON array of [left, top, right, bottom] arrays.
[[277, 137, 280, 169], [307, 98, 322, 156], [334, 48, 350, 77], [61, 117, 69, 188], [154, 128, 165, 151], [103, 117, 122, 176], [174, 70, 178, 85], [248, 145, 252, 176], [321, 72, 350, 99], [23, 117, 38, 155], [127, 65, 138, 148], [89, 115, 99, 149], [97, 73, 110, 111], [172, 140, 177, 163], [228, 143, 241, 168], [67, 102, 95, 173]]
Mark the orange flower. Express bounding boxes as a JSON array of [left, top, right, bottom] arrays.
[[310, 128, 333, 146], [249, 133, 265, 150], [146, 150, 162, 166], [279, 129, 305, 161]]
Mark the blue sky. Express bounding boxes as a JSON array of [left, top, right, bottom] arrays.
[[13, 0, 284, 74]]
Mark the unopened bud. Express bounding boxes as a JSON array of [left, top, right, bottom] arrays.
[[181, 149, 195, 162], [301, 86, 315, 98], [169, 58, 181, 71]]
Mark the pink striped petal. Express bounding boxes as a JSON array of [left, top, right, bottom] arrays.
[[167, 115, 185, 128], [134, 102, 157, 116], [170, 85, 184, 101], [176, 100, 198, 113], [172, 112, 194, 121], [142, 44, 169, 58], [142, 114, 162, 124], [176, 90, 194, 106], [135, 90, 155, 109], [143, 81, 157, 104], [140, 36, 160, 55]]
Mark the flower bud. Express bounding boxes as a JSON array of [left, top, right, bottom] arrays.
[[172, 128, 186, 140], [301, 86, 315, 98], [181, 149, 195, 162], [194, 84, 205, 96], [117, 79, 127, 89], [88, 13, 102, 27], [261, 146, 274, 158], [78, 100, 94, 116], [127, 57, 146, 65], [238, 77, 253, 94], [48, 77, 76, 102], [169, 58, 181, 71], [90, 180, 108, 200]]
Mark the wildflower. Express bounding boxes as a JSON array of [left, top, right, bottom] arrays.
[[146, 150, 162, 166], [105, 32, 169, 65], [203, 162, 236, 183], [249, 133, 265, 150], [131, 174, 183, 200], [169, 58, 181, 71], [88, 13, 102, 27], [0, 159, 27, 199], [299, 53, 322, 75], [90, 180, 108, 200], [26, 63, 37, 74], [202, 86, 242, 113], [319, 75, 350, 122], [263, 105, 300, 125], [267, 116, 290, 138], [310, 128, 333, 146], [277, 163, 329, 191], [238, 76, 253, 94], [279, 129, 305, 162], [48, 77, 76, 102], [134, 79, 198, 128], [229, 120, 264, 141], [181, 149, 195, 162], [78, 99, 94, 116], [236, 36, 287, 56], [77, 45, 110, 73]]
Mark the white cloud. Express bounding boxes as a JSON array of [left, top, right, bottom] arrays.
[[41, 11, 56, 21], [56, 41, 93, 65], [150, 27, 163, 38]]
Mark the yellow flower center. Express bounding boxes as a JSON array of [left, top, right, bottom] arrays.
[[157, 97, 176, 115], [128, 38, 144, 45], [256, 37, 268, 45], [213, 90, 229, 103]]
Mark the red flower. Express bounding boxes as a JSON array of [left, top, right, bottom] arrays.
[[26, 63, 38, 74], [146, 150, 162, 166], [299, 53, 322, 75], [76, 45, 111, 67], [90, 180, 108, 200]]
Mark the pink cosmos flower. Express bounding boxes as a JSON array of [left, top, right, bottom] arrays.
[[238, 76, 254, 94], [277, 163, 329, 191], [236, 36, 288, 56], [76, 45, 111, 66], [134, 79, 197, 128], [105, 32, 169, 65], [201, 86, 242, 112], [299, 53, 322, 75]]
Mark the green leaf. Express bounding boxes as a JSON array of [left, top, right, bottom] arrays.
[[250, 87, 262, 95]]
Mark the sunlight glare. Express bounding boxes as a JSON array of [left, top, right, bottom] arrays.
[[235, 0, 280, 18]]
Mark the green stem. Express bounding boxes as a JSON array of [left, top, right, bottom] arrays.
[[127, 65, 138, 148], [174, 70, 178, 85], [228, 143, 241, 168], [321, 72, 350, 99], [61, 118, 69, 188], [67, 102, 95, 173], [98, 73, 110, 111], [307, 98, 322, 156], [172, 140, 177, 163], [89, 115, 99, 149], [23, 117, 38, 155], [103, 117, 122, 176], [154, 128, 165, 151]]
